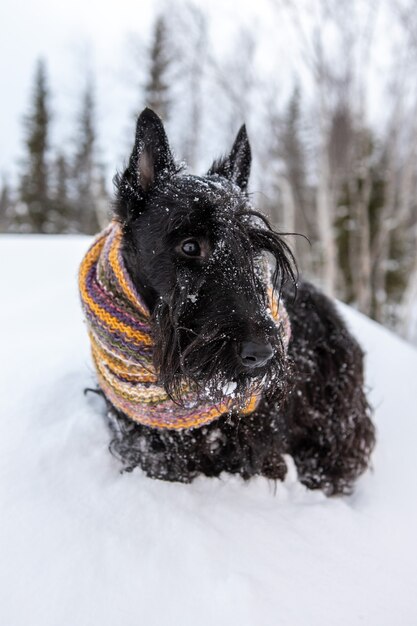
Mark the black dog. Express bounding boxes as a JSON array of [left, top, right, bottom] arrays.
[[98, 108, 375, 495]]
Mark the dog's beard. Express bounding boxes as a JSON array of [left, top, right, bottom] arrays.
[[150, 215, 296, 408], [152, 295, 290, 408]]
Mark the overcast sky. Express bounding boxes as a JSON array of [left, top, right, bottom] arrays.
[[0, 0, 281, 185], [0, 0, 402, 188]]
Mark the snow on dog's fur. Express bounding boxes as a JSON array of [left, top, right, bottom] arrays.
[[83, 108, 375, 495]]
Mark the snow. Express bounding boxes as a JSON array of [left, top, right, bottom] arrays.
[[1, 235, 417, 626], [222, 381, 237, 396]]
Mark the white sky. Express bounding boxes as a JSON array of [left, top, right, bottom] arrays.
[[0, 0, 280, 185], [0, 0, 405, 187]]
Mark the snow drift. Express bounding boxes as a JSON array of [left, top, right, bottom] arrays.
[[1, 235, 416, 626]]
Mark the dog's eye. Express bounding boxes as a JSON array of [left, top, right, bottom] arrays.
[[181, 239, 201, 257]]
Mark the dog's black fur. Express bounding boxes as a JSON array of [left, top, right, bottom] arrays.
[[101, 108, 375, 495]]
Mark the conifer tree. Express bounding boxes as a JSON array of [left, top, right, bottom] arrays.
[[265, 86, 310, 266], [19, 59, 51, 232], [144, 16, 171, 120], [52, 153, 74, 233], [281, 87, 306, 225], [0, 178, 12, 232], [73, 81, 101, 234]]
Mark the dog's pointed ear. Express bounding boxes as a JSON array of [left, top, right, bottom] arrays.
[[208, 125, 252, 191], [129, 108, 175, 191], [115, 108, 176, 221]]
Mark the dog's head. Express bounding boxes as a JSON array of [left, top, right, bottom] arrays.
[[114, 108, 295, 403]]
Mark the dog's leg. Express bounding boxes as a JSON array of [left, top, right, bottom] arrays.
[[107, 403, 289, 482], [283, 282, 376, 495]]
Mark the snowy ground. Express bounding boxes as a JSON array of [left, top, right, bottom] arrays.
[[1, 235, 417, 626]]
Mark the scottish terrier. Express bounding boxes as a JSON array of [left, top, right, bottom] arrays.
[[80, 108, 375, 495]]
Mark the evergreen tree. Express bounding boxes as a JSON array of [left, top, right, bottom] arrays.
[[73, 81, 101, 234], [272, 86, 310, 268], [52, 153, 75, 233], [281, 86, 306, 223], [334, 126, 411, 323], [0, 178, 12, 232], [144, 16, 171, 120], [19, 59, 51, 232], [56, 154, 69, 203]]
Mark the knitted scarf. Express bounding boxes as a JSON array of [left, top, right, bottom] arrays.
[[79, 222, 291, 430]]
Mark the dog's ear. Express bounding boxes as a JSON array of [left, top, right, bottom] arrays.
[[129, 108, 175, 191], [207, 125, 252, 191], [115, 108, 176, 221]]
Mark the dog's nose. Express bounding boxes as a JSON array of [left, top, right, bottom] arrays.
[[239, 341, 274, 368]]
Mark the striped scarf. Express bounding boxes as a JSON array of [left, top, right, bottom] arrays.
[[79, 222, 291, 430]]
